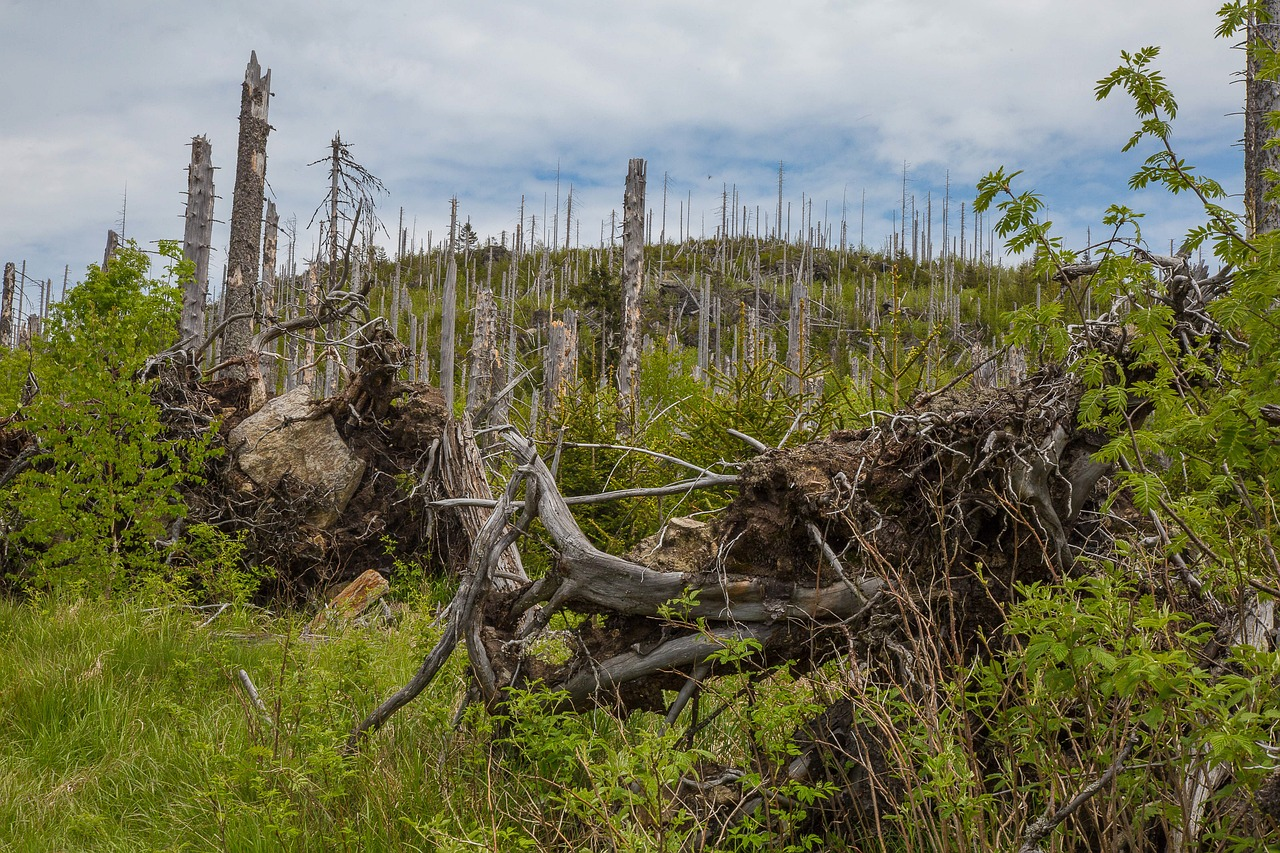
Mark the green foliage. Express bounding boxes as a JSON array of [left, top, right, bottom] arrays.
[[0, 242, 221, 599]]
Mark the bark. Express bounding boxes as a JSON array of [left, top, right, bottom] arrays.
[[103, 229, 119, 270], [0, 263, 13, 348], [541, 308, 577, 420], [618, 158, 646, 407], [220, 51, 271, 376], [440, 199, 459, 410], [180, 136, 215, 347], [258, 200, 279, 394], [438, 415, 526, 591], [1246, 0, 1280, 237], [465, 286, 498, 420]]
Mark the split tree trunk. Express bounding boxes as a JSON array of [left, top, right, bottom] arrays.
[[180, 136, 215, 348], [220, 51, 272, 376]]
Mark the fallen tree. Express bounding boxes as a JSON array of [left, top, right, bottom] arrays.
[[346, 232, 1280, 850]]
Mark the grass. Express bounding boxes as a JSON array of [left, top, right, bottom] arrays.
[[0, 595, 840, 852], [0, 597, 483, 852]]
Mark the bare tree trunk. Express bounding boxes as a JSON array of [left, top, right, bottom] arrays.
[[254, 200, 280, 400], [439, 415, 528, 591], [542, 308, 578, 422], [440, 198, 459, 410], [786, 251, 808, 394], [262, 201, 279, 316], [0, 263, 13, 348], [697, 274, 711, 383], [221, 51, 272, 376], [391, 207, 403, 339], [300, 265, 319, 388], [103, 229, 119, 270], [465, 286, 498, 420], [180, 136, 215, 347], [618, 158, 646, 409], [1247, 0, 1280, 236]]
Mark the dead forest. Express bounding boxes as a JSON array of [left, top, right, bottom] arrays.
[[4, 35, 1280, 852]]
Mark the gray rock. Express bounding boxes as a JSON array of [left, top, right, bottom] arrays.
[[227, 385, 366, 528]]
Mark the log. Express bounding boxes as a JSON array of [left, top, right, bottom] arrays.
[[305, 568, 390, 634]]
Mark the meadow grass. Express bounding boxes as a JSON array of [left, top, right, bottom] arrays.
[[0, 597, 495, 852]]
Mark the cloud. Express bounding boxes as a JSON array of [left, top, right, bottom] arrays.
[[0, 0, 1248, 286]]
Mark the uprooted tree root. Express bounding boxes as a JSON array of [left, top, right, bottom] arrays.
[[148, 331, 472, 599], [348, 368, 1145, 839]]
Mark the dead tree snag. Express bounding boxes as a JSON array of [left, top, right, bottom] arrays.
[[220, 51, 272, 376], [180, 135, 215, 348], [618, 158, 646, 410]]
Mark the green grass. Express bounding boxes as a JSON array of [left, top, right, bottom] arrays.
[[0, 598, 485, 852], [0, 597, 840, 852]]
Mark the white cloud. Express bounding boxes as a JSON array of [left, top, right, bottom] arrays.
[[0, 0, 1249, 285]]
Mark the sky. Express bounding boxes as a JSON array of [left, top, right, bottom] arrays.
[[0, 0, 1246, 317]]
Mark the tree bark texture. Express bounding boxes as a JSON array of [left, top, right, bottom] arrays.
[[180, 135, 215, 347], [465, 287, 498, 420], [618, 158, 646, 405], [1246, 1, 1280, 237], [440, 198, 459, 411], [220, 51, 271, 375], [0, 263, 14, 348]]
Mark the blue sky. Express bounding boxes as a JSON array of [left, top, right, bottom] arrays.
[[0, 0, 1244, 312]]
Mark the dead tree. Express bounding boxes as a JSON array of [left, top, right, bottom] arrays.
[[465, 286, 499, 420], [0, 263, 13, 348], [258, 200, 280, 391], [342, 234, 1275, 848], [1246, 0, 1280, 236], [440, 198, 459, 411], [542, 308, 577, 422], [180, 136, 215, 347], [617, 158, 646, 408], [220, 51, 272, 376], [103, 229, 119, 270]]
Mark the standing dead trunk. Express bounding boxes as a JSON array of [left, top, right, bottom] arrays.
[[391, 208, 404, 340], [696, 274, 711, 384], [542, 308, 578, 422], [256, 200, 280, 398], [786, 255, 808, 394], [221, 51, 272, 376], [0, 263, 14, 348], [103, 230, 119, 270], [1247, 0, 1280, 236], [262, 201, 279, 318], [180, 136, 215, 348], [440, 198, 460, 411], [300, 266, 319, 388], [465, 286, 499, 420], [618, 158, 646, 410]]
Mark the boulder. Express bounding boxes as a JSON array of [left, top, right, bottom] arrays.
[[227, 385, 366, 528]]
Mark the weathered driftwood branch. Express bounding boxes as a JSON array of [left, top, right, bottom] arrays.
[[437, 414, 526, 590], [428, 473, 738, 510], [346, 463, 529, 751], [236, 668, 275, 729], [1017, 735, 1139, 853]]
